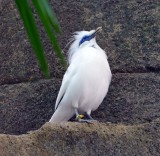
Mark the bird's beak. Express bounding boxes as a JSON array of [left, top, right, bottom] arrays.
[[95, 27, 102, 34], [90, 27, 102, 39]]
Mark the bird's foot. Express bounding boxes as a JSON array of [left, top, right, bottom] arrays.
[[76, 115, 97, 123], [78, 119, 97, 124], [105, 121, 112, 125], [75, 111, 97, 124], [76, 114, 84, 121]]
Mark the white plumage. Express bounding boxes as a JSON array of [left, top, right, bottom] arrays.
[[49, 27, 112, 123]]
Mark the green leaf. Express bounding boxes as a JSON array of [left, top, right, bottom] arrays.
[[15, 0, 49, 78], [40, 0, 61, 33], [32, 0, 66, 67]]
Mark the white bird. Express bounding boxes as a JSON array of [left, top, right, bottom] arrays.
[[49, 27, 112, 123]]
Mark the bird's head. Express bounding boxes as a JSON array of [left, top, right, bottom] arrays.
[[78, 27, 102, 46], [68, 27, 102, 63]]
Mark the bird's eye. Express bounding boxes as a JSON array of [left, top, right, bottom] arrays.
[[79, 36, 89, 46], [82, 36, 88, 42]]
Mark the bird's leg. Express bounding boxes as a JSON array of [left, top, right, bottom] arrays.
[[75, 109, 84, 121], [86, 113, 94, 120], [86, 112, 97, 123], [75, 109, 97, 123], [79, 114, 97, 123]]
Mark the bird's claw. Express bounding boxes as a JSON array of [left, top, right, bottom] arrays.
[[78, 119, 97, 124], [75, 112, 97, 124], [76, 115, 97, 124]]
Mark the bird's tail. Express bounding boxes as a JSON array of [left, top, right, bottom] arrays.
[[49, 106, 75, 123]]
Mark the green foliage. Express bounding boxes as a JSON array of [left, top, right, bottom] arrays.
[[15, 0, 66, 78]]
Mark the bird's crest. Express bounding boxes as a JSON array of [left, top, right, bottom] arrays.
[[67, 30, 95, 64], [65, 27, 102, 64]]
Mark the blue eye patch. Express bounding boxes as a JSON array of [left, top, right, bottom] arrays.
[[79, 33, 95, 46]]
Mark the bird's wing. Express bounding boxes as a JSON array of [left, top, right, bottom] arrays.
[[54, 66, 75, 110], [55, 74, 69, 110]]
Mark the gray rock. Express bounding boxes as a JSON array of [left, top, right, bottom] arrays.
[[0, 73, 159, 134], [0, 122, 160, 156], [0, 0, 160, 85], [0, 78, 59, 134], [95, 73, 160, 124]]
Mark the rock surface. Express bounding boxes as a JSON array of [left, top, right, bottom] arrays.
[[0, 0, 160, 155], [0, 73, 160, 134], [0, 122, 160, 156], [0, 0, 160, 85]]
